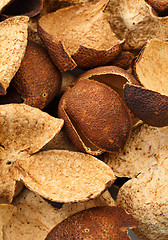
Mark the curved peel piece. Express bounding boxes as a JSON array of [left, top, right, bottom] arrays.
[[0, 204, 16, 239], [117, 162, 168, 240], [106, 0, 168, 50], [19, 150, 115, 203], [38, 0, 124, 71], [124, 82, 168, 127], [104, 124, 168, 178], [0, 104, 64, 154], [0, 16, 29, 95], [45, 206, 139, 239], [1, 0, 43, 17]]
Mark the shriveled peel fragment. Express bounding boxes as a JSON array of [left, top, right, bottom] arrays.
[[0, 0, 10, 12], [38, 0, 124, 71], [0, 204, 16, 240], [106, 0, 168, 50], [0, 104, 64, 203], [145, 0, 168, 13], [3, 189, 114, 240], [0, 16, 29, 95], [45, 206, 139, 239], [117, 161, 168, 240], [19, 150, 115, 202], [104, 124, 168, 178]]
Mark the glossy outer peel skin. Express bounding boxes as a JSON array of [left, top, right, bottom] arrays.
[[45, 206, 139, 240], [124, 83, 168, 127], [13, 41, 62, 109], [58, 78, 132, 154], [38, 0, 124, 71]]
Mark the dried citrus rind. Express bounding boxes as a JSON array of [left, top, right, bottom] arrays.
[[145, 0, 168, 14], [104, 124, 168, 178], [117, 161, 168, 240], [0, 204, 16, 239], [19, 150, 115, 203], [0, 0, 43, 17], [45, 206, 139, 239], [12, 41, 62, 109], [106, 0, 168, 50], [3, 189, 114, 240], [124, 39, 168, 127], [0, 16, 29, 95], [38, 0, 124, 71], [58, 78, 132, 155], [0, 104, 64, 203], [0, 104, 64, 154]]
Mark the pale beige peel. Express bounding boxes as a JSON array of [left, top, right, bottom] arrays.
[[0, 16, 29, 94]]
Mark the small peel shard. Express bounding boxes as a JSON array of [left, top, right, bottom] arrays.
[[0, 16, 29, 95]]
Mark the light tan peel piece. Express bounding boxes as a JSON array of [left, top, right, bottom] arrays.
[[0, 204, 16, 240], [135, 39, 168, 96], [19, 150, 115, 202], [38, 0, 124, 71], [117, 161, 168, 240], [3, 189, 114, 240], [106, 0, 168, 50], [0, 16, 29, 95], [104, 124, 168, 178], [0, 104, 64, 203]]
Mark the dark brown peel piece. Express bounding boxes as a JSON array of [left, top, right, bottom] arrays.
[[145, 0, 168, 14], [58, 79, 132, 154], [38, 0, 124, 71], [13, 41, 62, 109], [124, 83, 168, 127], [1, 0, 43, 17], [45, 206, 139, 240]]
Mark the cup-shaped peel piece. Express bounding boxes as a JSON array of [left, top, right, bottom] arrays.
[[37, 0, 124, 71], [45, 206, 139, 240], [124, 38, 168, 127], [58, 78, 132, 155], [12, 41, 62, 109], [145, 0, 168, 14]]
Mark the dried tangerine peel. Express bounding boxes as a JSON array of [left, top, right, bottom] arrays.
[[134, 39, 168, 96], [0, 16, 29, 95], [145, 0, 168, 13], [13, 41, 61, 109], [45, 206, 139, 240], [106, 0, 168, 50], [1, 0, 43, 17], [0, 104, 64, 203], [58, 78, 132, 154], [0, 204, 16, 240], [38, 0, 124, 71], [104, 124, 168, 178], [4, 189, 114, 240], [19, 150, 115, 202], [0, 0, 11, 12], [117, 162, 168, 240]]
